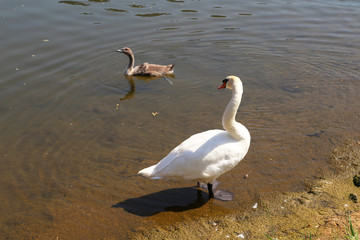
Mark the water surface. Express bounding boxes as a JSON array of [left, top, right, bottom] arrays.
[[1, 0, 360, 238]]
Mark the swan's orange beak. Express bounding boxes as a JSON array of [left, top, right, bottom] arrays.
[[218, 82, 226, 89]]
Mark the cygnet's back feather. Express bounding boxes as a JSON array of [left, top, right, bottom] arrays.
[[116, 47, 175, 77]]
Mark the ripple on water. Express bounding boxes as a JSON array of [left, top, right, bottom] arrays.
[[135, 12, 171, 17], [58, 1, 90, 6], [181, 9, 198, 13], [105, 8, 128, 13], [129, 4, 146, 8], [210, 14, 227, 18]]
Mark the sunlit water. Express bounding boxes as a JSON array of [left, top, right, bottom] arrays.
[[1, 0, 360, 238]]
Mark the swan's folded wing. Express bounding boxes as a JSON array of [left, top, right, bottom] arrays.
[[150, 129, 247, 180], [149, 130, 222, 175], [201, 139, 250, 180]]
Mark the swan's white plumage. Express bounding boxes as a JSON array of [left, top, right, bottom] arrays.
[[138, 76, 250, 185]]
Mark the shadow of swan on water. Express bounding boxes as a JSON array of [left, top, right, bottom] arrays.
[[112, 186, 209, 217]]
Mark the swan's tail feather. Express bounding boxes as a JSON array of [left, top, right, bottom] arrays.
[[138, 165, 163, 179]]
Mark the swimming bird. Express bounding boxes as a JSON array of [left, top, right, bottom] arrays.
[[138, 76, 251, 201], [116, 47, 175, 77]]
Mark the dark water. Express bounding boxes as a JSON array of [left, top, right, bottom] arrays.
[[1, 0, 360, 238]]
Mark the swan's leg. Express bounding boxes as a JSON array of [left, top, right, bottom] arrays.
[[205, 182, 234, 201], [198, 180, 220, 190], [208, 181, 234, 201], [207, 183, 214, 199]]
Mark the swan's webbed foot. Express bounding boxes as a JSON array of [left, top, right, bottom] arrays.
[[213, 189, 234, 201], [198, 181, 233, 201]]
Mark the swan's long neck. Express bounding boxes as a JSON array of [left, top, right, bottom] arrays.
[[222, 87, 245, 140], [125, 53, 135, 75]]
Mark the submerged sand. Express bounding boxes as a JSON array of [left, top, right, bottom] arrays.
[[131, 140, 360, 239]]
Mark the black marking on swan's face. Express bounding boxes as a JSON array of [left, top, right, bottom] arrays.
[[221, 78, 230, 88], [222, 78, 229, 86], [218, 78, 229, 89]]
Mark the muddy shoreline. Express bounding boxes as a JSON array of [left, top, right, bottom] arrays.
[[131, 140, 360, 239]]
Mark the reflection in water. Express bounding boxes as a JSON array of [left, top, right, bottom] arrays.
[[120, 76, 136, 101], [112, 186, 208, 216], [120, 75, 174, 101]]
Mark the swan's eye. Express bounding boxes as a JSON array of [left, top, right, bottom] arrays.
[[223, 79, 229, 84]]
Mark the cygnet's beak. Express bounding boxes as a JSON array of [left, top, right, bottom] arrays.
[[116, 49, 124, 53]]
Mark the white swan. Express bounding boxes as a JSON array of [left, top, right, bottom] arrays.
[[138, 76, 251, 201]]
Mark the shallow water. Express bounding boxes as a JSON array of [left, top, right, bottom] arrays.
[[1, 0, 360, 238]]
